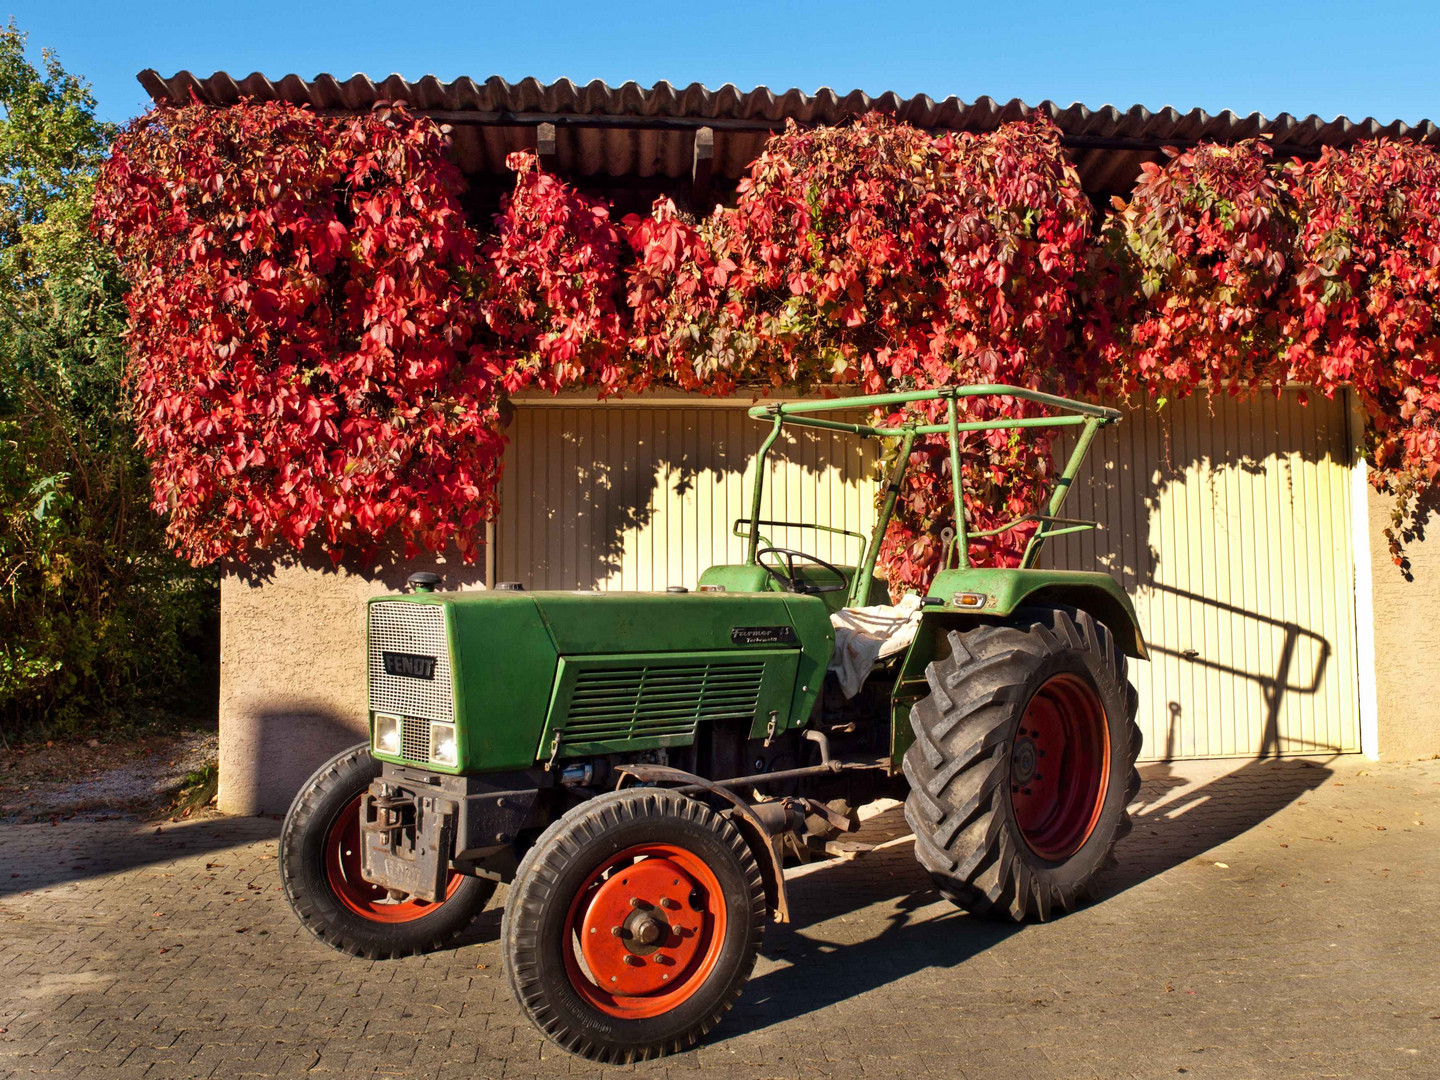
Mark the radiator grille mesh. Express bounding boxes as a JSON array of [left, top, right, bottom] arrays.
[[558, 661, 765, 749], [401, 717, 431, 762], [368, 602, 454, 724]]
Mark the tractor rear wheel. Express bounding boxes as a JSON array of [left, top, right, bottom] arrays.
[[903, 606, 1142, 921], [502, 788, 766, 1063], [280, 744, 495, 958]]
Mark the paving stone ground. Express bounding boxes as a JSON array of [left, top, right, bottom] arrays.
[[1, 755, 1437, 1080]]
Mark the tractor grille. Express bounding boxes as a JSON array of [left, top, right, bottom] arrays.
[[558, 662, 765, 749], [401, 717, 431, 763], [368, 601, 454, 724]]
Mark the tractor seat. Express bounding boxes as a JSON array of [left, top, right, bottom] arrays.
[[828, 593, 925, 698]]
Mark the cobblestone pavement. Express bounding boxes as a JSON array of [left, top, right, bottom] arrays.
[[2, 755, 1438, 1080]]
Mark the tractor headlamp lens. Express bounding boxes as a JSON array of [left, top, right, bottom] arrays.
[[373, 714, 402, 755], [430, 722, 457, 767]]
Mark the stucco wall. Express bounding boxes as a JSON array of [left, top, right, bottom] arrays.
[[218, 549, 488, 815], [1367, 486, 1440, 760]]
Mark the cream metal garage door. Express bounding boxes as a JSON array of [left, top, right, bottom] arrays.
[[1039, 388, 1361, 759], [497, 390, 1361, 761], [497, 399, 878, 592]]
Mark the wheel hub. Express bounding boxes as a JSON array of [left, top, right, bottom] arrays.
[[577, 855, 712, 997], [621, 904, 673, 954], [1011, 736, 1038, 784], [1009, 673, 1111, 861]]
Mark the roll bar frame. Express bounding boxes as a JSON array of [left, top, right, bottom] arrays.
[[743, 384, 1122, 607]]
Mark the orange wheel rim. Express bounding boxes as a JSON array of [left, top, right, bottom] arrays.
[[1010, 673, 1110, 860], [561, 843, 727, 1019], [323, 794, 461, 923]]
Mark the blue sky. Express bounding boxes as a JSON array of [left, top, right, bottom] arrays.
[[9, 0, 1440, 127]]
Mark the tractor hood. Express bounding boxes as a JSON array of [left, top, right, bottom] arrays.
[[366, 589, 833, 775], [523, 590, 828, 653]]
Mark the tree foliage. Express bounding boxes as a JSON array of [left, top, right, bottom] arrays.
[[0, 23, 209, 729]]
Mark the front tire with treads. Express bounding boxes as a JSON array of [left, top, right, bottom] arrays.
[[503, 788, 765, 1063], [903, 606, 1142, 922], [280, 743, 495, 959]]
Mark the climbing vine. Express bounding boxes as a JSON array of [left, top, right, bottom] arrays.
[[1097, 137, 1440, 571], [626, 116, 1092, 585], [94, 101, 501, 565], [95, 101, 1440, 580]]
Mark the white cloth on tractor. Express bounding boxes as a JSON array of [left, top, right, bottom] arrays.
[[827, 592, 925, 699]]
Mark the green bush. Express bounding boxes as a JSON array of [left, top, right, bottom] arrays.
[[0, 22, 214, 736]]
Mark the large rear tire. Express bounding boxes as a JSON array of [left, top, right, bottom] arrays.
[[502, 788, 765, 1063], [280, 743, 495, 958], [903, 606, 1141, 922]]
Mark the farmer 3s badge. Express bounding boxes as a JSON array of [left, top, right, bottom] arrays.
[[730, 625, 797, 646]]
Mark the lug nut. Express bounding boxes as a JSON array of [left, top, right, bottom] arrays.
[[623, 954, 642, 967], [611, 926, 625, 938], [659, 897, 679, 910]]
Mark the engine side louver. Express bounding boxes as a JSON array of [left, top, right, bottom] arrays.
[[557, 662, 765, 750]]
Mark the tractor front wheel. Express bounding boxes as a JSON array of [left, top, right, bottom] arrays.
[[904, 606, 1142, 921], [280, 744, 495, 958], [502, 788, 765, 1063]]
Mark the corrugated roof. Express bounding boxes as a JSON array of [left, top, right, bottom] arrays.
[[136, 71, 1440, 198]]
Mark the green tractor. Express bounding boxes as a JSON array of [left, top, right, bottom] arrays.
[[279, 384, 1145, 1063]]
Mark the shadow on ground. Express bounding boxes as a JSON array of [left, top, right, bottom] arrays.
[[0, 753, 1333, 1042], [0, 813, 281, 900], [718, 755, 1333, 1038]]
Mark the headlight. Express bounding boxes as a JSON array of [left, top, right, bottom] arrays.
[[373, 714, 402, 756], [430, 722, 458, 767]]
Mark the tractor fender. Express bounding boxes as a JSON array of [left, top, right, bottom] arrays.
[[614, 763, 791, 924], [924, 568, 1147, 659]]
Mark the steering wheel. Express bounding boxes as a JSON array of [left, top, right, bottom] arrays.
[[755, 547, 848, 595]]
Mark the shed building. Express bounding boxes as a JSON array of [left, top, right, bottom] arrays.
[[137, 71, 1440, 813]]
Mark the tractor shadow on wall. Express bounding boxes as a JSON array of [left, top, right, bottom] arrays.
[[1044, 389, 1354, 760], [1141, 583, 1335, 759], [719, 753, 1333, 1040]]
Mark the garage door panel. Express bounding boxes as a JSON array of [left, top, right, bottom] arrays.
[[1041, 390, 1359, 760], [502, 393, 1358, 761], [499, 404, 878, 592]]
